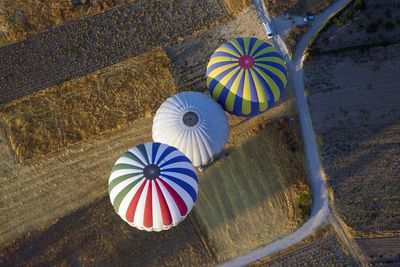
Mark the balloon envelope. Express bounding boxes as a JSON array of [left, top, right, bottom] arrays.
[[206, 37, 288, 117], [108, 142, 198, 231], [152, 91, 229, 167]]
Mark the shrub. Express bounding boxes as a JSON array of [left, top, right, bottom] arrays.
[[366, 23, 378, 33], [384, 22, 394, 31]]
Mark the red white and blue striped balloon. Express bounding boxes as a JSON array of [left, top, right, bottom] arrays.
[[108, 142, 198, 231]]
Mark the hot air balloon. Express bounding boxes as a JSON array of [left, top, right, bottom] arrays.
[[152, 91, 229, 168], [206, 37, 288, 117], [108, 142, 198, 231]]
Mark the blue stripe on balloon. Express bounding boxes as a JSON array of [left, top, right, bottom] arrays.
[[208, 78, 220, 95], [224, 42, 243, 57], [248, 37, 257, 55], [161, 168, 198, 182], [251, 42, 271, 56], [211, 51, 239, 59], [254, 52, 282, 59], [256, 61, 287, 75], [207, 60, 238, 75], [252, 98, 262, 115], [161, 174, 197, 202], [233, 70, 246, 114], [151, 142, 161, 164], [159, 156, 192, 168], [248, 69, 258, 102], [155, 146, 177, 165], [236, 38, 246, 54]]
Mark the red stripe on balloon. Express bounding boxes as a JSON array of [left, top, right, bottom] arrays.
[[159, 178, 188, 216], [155, 180, 172, 226], [143, 180, 153, 228], [125, 180, 147, 223]]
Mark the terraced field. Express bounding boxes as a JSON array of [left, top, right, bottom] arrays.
[[0, 0, 228, 103]]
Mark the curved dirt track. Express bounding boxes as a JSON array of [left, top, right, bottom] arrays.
[[219, 1, 350, 266]]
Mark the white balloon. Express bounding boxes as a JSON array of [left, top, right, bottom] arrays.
[[153, 91, 229, 167]]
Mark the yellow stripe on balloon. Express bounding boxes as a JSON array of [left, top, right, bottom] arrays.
[[242, 70, 251, 115], [253, 46, 276, 58], [225, 69, 244, 112], [208, 56, 238, 67], [217, 46, 241, 58], [256, 63, 287, 87], [207, 63, 239, 79], [254, 66, 281, 101], [249, 69, 268, 112]]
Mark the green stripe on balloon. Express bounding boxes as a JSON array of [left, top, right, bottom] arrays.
[[109, 174, 144, 193], [112, 163, 142, 172], [112, 178, 144, 213]]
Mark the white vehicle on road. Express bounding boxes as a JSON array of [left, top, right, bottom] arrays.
[[304, 15, 315, 22], [262, 22, 274, 39]]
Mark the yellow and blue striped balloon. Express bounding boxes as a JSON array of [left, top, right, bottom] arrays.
[[206, 37, 287, 117]]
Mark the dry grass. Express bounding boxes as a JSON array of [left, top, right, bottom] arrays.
[[0, 0, 134, 46], [286, 25, 309, 57], [264, 0, 305, 17], [223, 0, 251, 15], [0, 48, 176, 163], [193, 111, 311, 262]]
